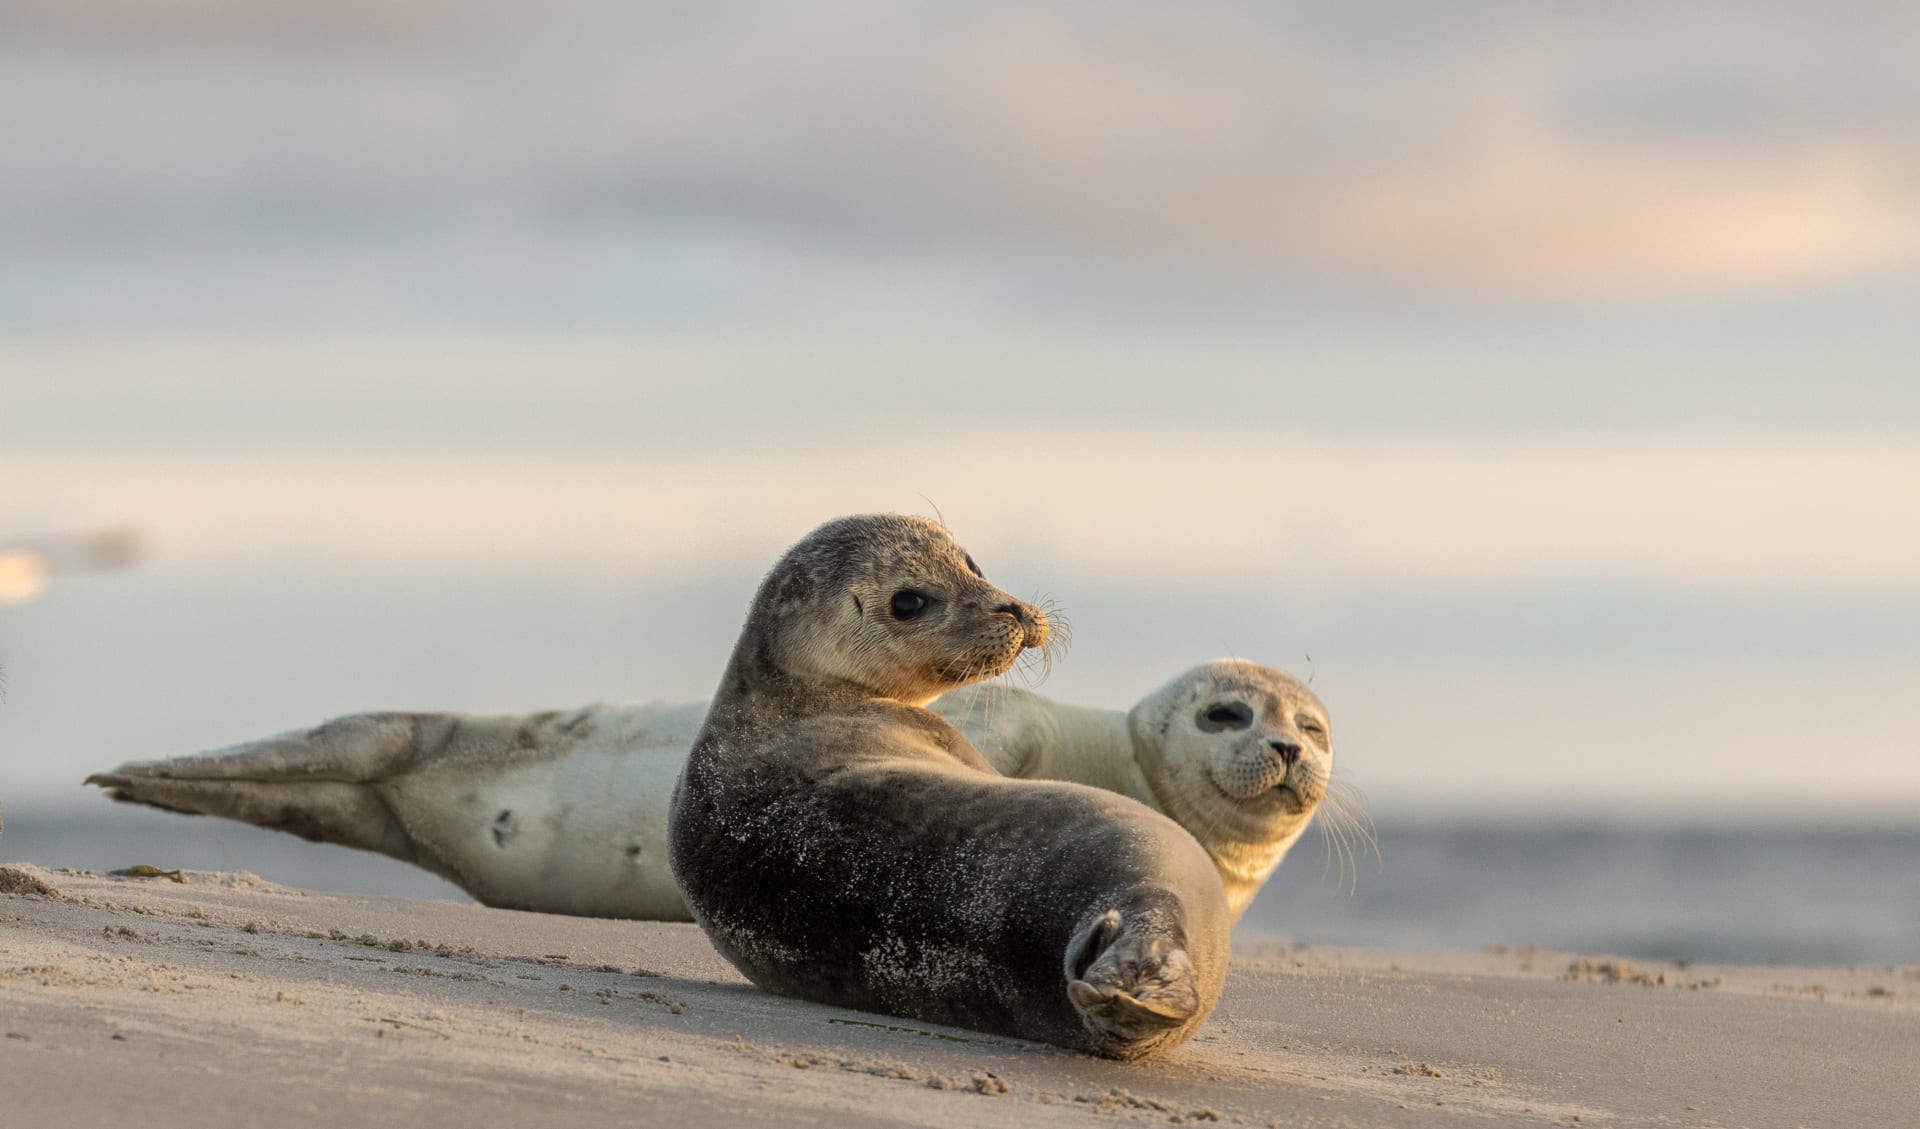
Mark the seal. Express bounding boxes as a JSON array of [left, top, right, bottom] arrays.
[[87, 670, 1338, 924], [90, 703, 708, 918], [931, 658, 1337, 921], [668, 513, 1228, 1059]]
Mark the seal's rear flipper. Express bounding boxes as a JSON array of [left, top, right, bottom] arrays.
[[1065, 908, 1201, 1052], [90, 713, 419, 786], [85, 774, 418, 861], [83, 714, 429, 864]]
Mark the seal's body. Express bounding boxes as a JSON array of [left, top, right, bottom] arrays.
[[88, 659, 1330, 924], [669, 514, 1228, 1058], [92, 703, 705, 917]]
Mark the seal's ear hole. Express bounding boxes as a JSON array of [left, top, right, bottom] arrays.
[[851, 594, 864, 616], [1197, 701, 1254, 731], [889, 590, 930, 621]]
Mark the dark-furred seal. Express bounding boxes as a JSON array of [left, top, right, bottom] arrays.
[[667, 514, 1229, 1059]]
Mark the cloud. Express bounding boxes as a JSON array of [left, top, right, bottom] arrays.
[[2, 3, 1915, 302], [1289, 136, 1916, 296], [946, 17, 1920, 296], [6, 432, 1918, 597]]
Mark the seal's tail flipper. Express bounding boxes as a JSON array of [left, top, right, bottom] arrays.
[[86, 774, 419, 860], [91, 713, 422, 787], [1065, 908, 1201, 1053], [83, 713, 426, 862]]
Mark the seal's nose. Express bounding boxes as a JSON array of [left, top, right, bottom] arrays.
[[1268, 740, 1301, 768], [993, 600, 1049, 649]]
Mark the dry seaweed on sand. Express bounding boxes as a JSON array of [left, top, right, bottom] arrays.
[[108, 865, 187, 883]]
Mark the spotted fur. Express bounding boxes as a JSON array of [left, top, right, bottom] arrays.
[[669, 514, 1229, 1060]]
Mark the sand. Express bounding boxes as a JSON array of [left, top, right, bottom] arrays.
[[1, 863, 1914, 1128]]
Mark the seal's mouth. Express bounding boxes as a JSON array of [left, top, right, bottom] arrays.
[[929, 639, 1025, 685], [931, 658, 1013, 685], [927, 600, 1050, 687], [1202, 765, 1312, 814]]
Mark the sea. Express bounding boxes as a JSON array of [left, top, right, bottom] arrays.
[[3, 801, 1915, 968]]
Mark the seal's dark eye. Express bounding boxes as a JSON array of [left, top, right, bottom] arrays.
[[1198, 702, 1254, 731], [963, 554, 984, 578], [890, 590, 930, 620], [1298, 717, 1328, 744]]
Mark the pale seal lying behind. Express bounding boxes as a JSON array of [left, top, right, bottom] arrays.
[[92, 703, 711, 919], [669, 513, 1228, 1058], [939, 659, 1338, 921], [84, 660, 1338, 924]]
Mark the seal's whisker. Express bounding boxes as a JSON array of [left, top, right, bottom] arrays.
[[966, 678, 1012, 747], [1329, 813, 1358, 895], [1310, 781, 1355, 894], [1315, 811, 1345, 892], [1011, 638, 1056, 691], [1324, 778, 1379, 864], [1011, 597, 1071, 691], [1309, 776, 1378, 897], [1033, 595, 1073, 653]]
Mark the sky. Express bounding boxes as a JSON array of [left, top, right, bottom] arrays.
[[2, 2, 1918, 818]]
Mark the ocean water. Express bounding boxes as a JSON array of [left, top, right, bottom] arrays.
[[1243, 820, 1920, 967], [3, 802, 1915, 968]]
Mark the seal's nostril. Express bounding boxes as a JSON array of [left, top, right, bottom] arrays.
[[993, 602, 1028, 624], [1269, 740, 1300, 768]]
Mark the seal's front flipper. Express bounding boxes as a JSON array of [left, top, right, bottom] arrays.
[[1065, 908, 1201, 1054]]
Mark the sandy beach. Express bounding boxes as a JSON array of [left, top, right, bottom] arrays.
[[1, 864, 1913, 1128]]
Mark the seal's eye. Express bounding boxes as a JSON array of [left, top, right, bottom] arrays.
[[1198, 702, 1254, 731], [963, 554, 984, 578], [1298, 717, 1328, 744], [889, 590, 930, 621]]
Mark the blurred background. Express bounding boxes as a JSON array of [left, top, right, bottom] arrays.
[[3, 2, 1917, 964]]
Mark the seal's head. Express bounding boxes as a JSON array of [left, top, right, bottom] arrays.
[[1130, 660, 1332, 848], [743, 514, 1050, 707]]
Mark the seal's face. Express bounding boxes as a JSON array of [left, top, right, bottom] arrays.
[[1134, 660, 1332, 844], [766, 514, 1050, 706]]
